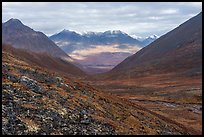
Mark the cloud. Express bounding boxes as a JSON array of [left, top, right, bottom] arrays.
[[2, 2, 202, 37], [160, 9, 178, 14]]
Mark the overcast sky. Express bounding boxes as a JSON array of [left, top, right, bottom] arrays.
[[2, 2, 202, 37]]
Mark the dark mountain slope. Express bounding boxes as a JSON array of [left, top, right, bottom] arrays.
[[106, 12, 202, 79], [2, 18, 72, 60]]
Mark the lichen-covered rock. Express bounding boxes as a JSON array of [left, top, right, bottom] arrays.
[[20, 76, 43, 94]]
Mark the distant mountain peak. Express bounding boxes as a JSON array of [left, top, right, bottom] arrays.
[[2, 18, 71, 60], [59, 29, 80, 35], [131, 35, 144, 40], [82, 31, 98, 36], [147, 34, 159, 39]]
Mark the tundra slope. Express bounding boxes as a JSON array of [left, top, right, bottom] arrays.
[[2, 45, 190, 135]]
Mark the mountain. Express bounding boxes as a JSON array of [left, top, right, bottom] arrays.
[[85, 30, 141, 45], [52, 29, 82, 42], [50, 29, 142, 48], [2, 18, 72, 62], [50, 29, 143, 55], [107, 12, 202, 79]]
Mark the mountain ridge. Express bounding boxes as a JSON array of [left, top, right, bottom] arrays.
[[2, 18, 71, 59], [50, 29, 157, 48]]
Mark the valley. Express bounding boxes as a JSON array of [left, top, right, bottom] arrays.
[[50, 30, 157, 73], [2, 4, 202, 135], [84, 11, 202, 135], [2, 45, 191, 135]]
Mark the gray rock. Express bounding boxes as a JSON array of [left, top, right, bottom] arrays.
[[20, 76, 43, 94], [80, 119, 91, 125], [7, 74, 19, 83]]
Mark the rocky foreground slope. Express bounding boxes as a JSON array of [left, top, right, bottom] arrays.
[[2, 46, 191, 135]]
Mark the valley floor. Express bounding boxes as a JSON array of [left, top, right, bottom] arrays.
[[87, 74, 202, 135]]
